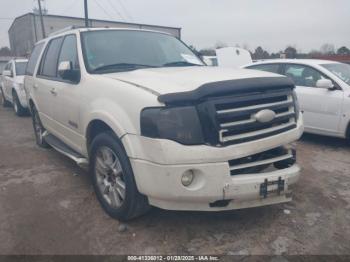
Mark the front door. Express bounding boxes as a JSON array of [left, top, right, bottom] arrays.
[[50, 34, 83, 152], [283, 64, 344, 135]]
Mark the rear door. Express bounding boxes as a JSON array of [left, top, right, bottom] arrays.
[[282, 64, 344, 135], [25, 42, 45, 109], [34, 37, 64, 132]]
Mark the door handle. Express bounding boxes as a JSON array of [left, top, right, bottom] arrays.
[[50, 88, 57, 96], [33, 84, 38, 90]]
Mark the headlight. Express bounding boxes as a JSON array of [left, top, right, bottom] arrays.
[[292, 90, 300, 120], [140, 106, 204, 145]]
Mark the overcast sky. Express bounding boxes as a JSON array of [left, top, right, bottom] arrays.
[[0, 0, 349, 52]]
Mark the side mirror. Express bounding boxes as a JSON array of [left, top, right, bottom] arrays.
[[58, 61, 80, 82], [3, 70, 11, 77], [316, 79, 334, 90]]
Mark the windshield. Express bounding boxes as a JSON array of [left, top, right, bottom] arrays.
[[15, 62, 27, 76], [322, 63, 350, 85], [81, 30, 204, 73]]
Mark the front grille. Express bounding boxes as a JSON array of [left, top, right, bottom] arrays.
[[213, 88, 297, 145], [229, 147, 296, 176]]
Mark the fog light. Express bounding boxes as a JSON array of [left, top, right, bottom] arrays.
[[181, 170, 194, 187]]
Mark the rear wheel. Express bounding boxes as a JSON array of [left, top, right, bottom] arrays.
[[31, 105, 50, 148], [1, 87, 11, 108], [90, 132, 150, 221], [13, 91, 27, 116]]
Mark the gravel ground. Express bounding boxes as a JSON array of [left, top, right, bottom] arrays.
[[0, 105, 350, 255]]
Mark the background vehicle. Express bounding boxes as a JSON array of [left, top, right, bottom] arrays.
[[244, 59, 350, 139], [1, 58, 29, 116], [25, 28, 303, 221]]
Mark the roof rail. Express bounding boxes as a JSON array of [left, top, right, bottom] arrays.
[[49, 26, 86, 37]]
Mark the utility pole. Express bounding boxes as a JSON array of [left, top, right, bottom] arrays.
[[37, 0, 46, 38], [84, 0, 89, 27]]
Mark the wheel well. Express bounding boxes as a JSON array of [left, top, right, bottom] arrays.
[[28, 99, 35, 111], [346, 122, 350, 139], [86, 120, 114, 149]]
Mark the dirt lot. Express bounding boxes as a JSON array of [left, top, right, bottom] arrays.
[[0, 105, 350, 256]]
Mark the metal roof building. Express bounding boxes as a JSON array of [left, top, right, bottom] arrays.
[[8, 13, 181, 57]]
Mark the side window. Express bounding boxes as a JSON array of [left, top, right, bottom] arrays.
[[284, 64, 328, 87], [57, 35, 80, 78], [248, 64, 280, 74], [39, 37, 63, 78], [26, 43, 44, 76]]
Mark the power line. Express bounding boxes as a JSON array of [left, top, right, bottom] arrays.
[[61, 0, 80, 14], [116, 0, 134, 22], [106, 0, 127, 22], [93, 0, 117, 21]]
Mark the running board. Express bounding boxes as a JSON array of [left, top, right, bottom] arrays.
[[43, 133, 89, 168]]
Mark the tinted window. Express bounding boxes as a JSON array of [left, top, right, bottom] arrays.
[[26, 43, 44, 76], [248, 64, 280, 73], [15, 62, 27, 76], [57, 35, 80, 74], [284, 64, 329, 87], [39, 37, 63, 77]]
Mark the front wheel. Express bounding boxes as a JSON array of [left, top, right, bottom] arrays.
[[90, 132, 150, 221]]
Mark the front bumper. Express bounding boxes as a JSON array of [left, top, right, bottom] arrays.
[[124, 117, 303, 211], [131, 158, 300, 211]]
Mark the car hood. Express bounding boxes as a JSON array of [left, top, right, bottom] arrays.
[[100, 66, 281, 95]]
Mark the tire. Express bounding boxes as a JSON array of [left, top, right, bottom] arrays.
[[13, 91, 28, 116], [31, 105, 50, 148], [90, 131, 150, 221], [0, 87, 11, 108]]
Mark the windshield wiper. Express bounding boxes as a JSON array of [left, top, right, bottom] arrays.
[[92, 63, 158, 73], [162, 61, 203, 67]]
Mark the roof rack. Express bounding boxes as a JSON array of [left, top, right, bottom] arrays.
[[49, 26, 86, 37]]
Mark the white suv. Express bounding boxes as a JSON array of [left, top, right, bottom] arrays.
[[25, 28, 303, 221], [1, 59, 29, 116]]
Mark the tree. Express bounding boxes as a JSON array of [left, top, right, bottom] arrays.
[[337, 46, 350, 55], [285, 46, 297, 59], [199, 48, 216, 57], [214, 41, 228, 49], [253, 46, 270, 60], [0, 47, 12, 56], [320, 44, 335, 55]]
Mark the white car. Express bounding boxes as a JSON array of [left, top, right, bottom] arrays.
[[25, 27, 303, 221], [1, 59, 29, 116], [245, 59, 350, 139]]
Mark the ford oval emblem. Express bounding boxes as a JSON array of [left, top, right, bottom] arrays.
[[253, 109, 276, 123]]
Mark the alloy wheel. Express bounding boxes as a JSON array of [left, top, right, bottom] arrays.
[[95, 146, 126, 208]]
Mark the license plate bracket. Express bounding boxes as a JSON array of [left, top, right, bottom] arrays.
[[260, 177, 285, 199]]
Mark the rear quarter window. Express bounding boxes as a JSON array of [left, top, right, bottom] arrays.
[[26, 43, 44, 76], [38, 37, 63, 78]]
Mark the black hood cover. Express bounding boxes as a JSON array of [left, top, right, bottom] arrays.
[[158, 77, 295, 105]]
